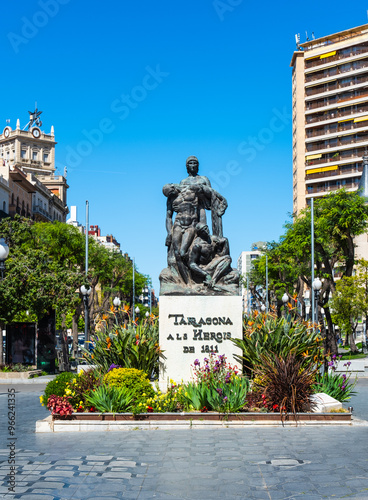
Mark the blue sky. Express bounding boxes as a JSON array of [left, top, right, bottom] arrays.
[[2, 0, 368, 292]]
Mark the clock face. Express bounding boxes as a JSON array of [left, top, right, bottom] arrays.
[[32, 127, 41, 138], [3, 127, 10, 138]]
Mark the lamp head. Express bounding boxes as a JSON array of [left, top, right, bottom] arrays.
[[80, 285, 91, 296], [312, 277, 322, 291], [0, 238, 9, 261]]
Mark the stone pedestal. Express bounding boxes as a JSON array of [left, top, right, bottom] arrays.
[[159, 295, 242, 389]]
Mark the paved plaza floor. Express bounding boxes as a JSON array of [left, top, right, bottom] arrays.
[[0, 379, 368, 499]]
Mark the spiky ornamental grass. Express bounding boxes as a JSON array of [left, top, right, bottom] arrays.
[[253, 353, 318, 417]]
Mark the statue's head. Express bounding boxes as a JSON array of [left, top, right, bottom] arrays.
[[196, 222, 209, 238], [163, 183, 180, 197], [186, 156, 199, 175]]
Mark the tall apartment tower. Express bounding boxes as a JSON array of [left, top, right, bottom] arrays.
[[291, 24, 368, 214]]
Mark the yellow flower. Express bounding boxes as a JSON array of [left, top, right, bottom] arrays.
[[39, 396, 44, 406]]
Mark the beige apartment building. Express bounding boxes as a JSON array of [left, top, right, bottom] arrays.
[[291, 23, 368, 215]]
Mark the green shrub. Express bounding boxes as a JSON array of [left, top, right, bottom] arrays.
[[85, 384, 134, 414], [143, 388, 180, 413], [180, 377, 249, 413], [103, 367, 155, 403], [176, 354, 250, 413], [82, 321, 164, 378], [64, 368, 103, 411], [313, 372, 357, 402], [41, 372, 77, 406], [232, 311, 324, 374]]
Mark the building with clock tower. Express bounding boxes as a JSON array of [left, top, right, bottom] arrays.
[[0, 107, 69, 221]]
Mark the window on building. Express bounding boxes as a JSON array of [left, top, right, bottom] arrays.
[[43, 153, 49, 162], [3, 201, 6, 212], [21, 150, 26, 159], [32, 151, 38, 161]]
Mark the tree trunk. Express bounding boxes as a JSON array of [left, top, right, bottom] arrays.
[[348, 320, 359, 353], [323, 306, 338, 356]]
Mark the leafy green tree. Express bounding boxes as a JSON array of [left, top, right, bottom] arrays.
[[248, 190, 368, 356], [329, 259, 368, 352], [0, 217, 83, 323], [0, 217, 148, 359], [329, 276, 363, 353]]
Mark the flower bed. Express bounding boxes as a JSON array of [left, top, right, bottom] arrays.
[[39, 313, 358, 428]]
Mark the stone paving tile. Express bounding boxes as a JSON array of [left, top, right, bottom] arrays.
[[12, 496, 55, 500]]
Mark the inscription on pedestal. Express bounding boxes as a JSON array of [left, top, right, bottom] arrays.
[[159, 296, 242, 386]]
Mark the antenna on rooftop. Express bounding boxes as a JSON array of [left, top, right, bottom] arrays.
[[305, 31, 309, 41], [5, 119, 10, 125], [312, 32, 315, 40], [295, 33, 300, 49]]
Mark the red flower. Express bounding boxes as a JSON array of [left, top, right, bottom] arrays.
[[200, 406, 208, 413], [89, 406, 96, 412], [147, 406, 154, 413]]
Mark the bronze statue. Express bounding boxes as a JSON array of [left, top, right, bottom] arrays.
[[159, 156, 239, 296]]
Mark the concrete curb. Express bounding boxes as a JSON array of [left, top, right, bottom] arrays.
[[36, 414, 361, 432], [0, 375, 56, 385]]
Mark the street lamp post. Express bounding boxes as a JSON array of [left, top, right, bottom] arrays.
[[135, 306, 140, 324], [0, 238, 9, 281], [113, 296, 121, 326], [282, 293, 288, 317], [304, 289, 311, 321], [0, 238, 9, 364], [312, 277, 322, 328], [80, 285, 91, 347]]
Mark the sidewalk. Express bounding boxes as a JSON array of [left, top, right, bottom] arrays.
[[334, 355, 368, 377]]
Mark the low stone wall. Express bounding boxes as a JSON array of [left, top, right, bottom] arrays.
[[0, 370, 42, 379]]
